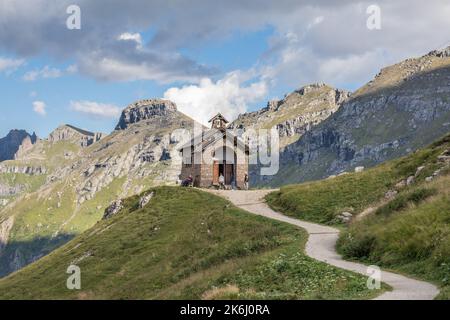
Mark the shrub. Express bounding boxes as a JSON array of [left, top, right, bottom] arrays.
[[338, 232, 377, 260]]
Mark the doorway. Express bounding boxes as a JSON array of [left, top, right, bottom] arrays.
[[213, 161, 234, 185]]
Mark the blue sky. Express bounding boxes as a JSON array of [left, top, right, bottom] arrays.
[[1, 0, 449, 138], [0, 26, 279, 137]]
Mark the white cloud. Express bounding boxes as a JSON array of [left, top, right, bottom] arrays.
[[78, 51, 210, 83], [23, 65, 62, 81], [23, 64, 78, 81], [32, 101, 46, 116], [66, 64, 78, 74], [70, 100, 122, 119], [164, 71, 268, 124], [118, 32, 143, 48], [0, 57, 24, 74], [307, 16, 324, 30], [1, 1, 450, 88]]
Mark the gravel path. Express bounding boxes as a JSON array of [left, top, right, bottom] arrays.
[[208, 189, 439, 300]]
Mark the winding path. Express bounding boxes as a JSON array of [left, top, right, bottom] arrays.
[[208, 189, 439, 300]]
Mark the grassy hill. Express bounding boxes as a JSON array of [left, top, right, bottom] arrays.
[[0, 187, 381, 300], [266, 133, 450, 299], [0, 101, 197, 277]]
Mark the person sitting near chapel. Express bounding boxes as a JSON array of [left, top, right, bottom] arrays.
[[181, 175, 193, 187], [219, 173, 225, 189]]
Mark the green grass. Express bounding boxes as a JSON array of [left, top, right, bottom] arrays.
[[0, 187, 381, 300], [266, 133, 450, 225], [266, 168, 394, 224], [337, 175, 450, 299], [373, 187, 437, 216], [0, 173, 47, 191], [266, 133, 450, 299]]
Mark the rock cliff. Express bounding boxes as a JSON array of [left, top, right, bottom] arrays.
[[261, 46, 450, 186], [48, 125, 103, 147], [0, 130, 37, 162], [229, 83, 350, 148], [115, 99, 178, 130]]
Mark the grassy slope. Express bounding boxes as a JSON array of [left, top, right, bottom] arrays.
[[337, 174, 450, 300], [0, 140, 79, 203], [0, 187, 381, 300], [0, 119, 186, 277], [266, 133, 450, 299], [266, 134, 449, 224]]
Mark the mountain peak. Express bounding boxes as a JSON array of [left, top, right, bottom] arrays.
[[353, 44, 450, 99], [0, 129, 37, 162], [294, 82, 335, 96], [48, 124, 103, 147], [115, 99, 178, 130], [52, 124, 95, 136]]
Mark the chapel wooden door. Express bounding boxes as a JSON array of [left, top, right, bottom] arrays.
[[213, 161, 219, 184], [225, 164, 234, 184]]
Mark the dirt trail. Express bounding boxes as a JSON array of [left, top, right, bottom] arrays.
[[208, 189, 439, 300]]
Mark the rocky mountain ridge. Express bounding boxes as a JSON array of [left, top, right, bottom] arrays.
[[2, 45, 450, 278], [115, 99, 178, 130], [0, 99, 197, 276], [0, 130, 37, 162], [229, 83, 350, 148], [260, 46, 450, 186], [48, 124, 104, 148]]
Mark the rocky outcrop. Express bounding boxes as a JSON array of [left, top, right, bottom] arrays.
[[0, 183, 24, 197], [139, 192, 154, 208], [0, 164, 47, 175], [14, 133, 38, 159], [261, 46, 450, 186], [230, 83, 350, 148], [48, 125, 103, 147], [0, 130, 37, 162], [103, 200, 123, 220], [337, 212, 353, 223], [275, 110, 338, 139], [0, 217, 14, 252], [428, 47, 450, 58], [115, 99, 178, 130], [77, 132, 179, 204]]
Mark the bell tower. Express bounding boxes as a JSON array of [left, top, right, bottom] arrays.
[[208, 113, 229, 130]]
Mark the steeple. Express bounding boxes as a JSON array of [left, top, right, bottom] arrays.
[[208, 113, 229, 129]]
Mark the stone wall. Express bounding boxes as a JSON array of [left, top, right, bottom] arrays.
[[180, 135, 248, 189]]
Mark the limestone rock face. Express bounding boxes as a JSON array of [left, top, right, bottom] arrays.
[[229, 83, 350, 148], [0, 217, 14, 253], [115, 99, 178, 130], [139, 192, 154, 208], [103, 200, 123, 220], [428, 46, 450, 58], [0, 130, 37, 162], [14, 134, 38, 159], [260, 46, 450, 186], [0, 164, 47, 175], [48, 125, 103, 147], [0, 183, 24, 197]]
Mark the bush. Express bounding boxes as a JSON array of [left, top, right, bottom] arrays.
[[338, 232, 377, 260]]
